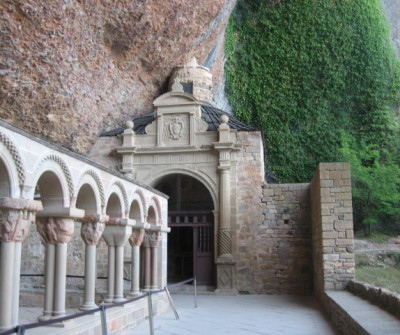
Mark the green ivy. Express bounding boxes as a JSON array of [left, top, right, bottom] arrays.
[[225, 0, 400, 231]]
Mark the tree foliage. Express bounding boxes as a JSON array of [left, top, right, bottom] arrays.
[[225, 0, 400, 231]]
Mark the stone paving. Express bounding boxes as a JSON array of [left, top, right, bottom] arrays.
[[133, 294, 337, 335]]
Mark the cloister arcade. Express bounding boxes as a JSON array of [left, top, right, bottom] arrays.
[[0, 120, 168, 331]]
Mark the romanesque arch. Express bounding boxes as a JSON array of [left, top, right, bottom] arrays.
[[105, 182, 127, 222], [0, 131, 25, 198], [32, 155, 73, 208]]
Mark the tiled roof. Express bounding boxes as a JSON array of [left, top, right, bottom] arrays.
[[100, 103, 257, 137]]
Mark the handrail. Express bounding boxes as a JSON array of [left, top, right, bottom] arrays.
[[0, 277, 197, 335]]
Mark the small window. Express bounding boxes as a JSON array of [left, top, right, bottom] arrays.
[[181, 82, 193, 94]]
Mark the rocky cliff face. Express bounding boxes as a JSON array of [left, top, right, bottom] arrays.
[[382, 0, 400, 58], [0, 0, 236, 152]]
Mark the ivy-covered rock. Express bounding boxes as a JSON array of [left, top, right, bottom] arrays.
[[225, 0, 400, 231]]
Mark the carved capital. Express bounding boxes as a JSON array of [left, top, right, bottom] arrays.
[[129, 228, 145, 247], [0, 198, 42, 242], [81, 221, 105, 245], [36, 217, 75, 244], [149, 231, 161, 248], [0, 209, 35, 242]]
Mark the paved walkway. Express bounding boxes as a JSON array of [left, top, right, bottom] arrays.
[[133, 294, 337, 335]]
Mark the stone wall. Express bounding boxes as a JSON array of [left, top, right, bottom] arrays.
[[310, 163, 355, 298], [235, 131, 312, 294], [235, 159, 355, 296]]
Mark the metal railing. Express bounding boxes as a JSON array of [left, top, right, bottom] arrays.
[[0, 277, 197, 335]]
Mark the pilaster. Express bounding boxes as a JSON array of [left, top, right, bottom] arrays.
[[213, 116, 238, 294]]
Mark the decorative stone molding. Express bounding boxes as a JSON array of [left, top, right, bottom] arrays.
[[0, 132, 25, 185], [218, 228, 232, 256], [144, 121, 156, 135], [37, 154, 74, 197], [129, 228, 145, 247], [36, 217, 75, 244], [79, 170, 106, 207], [114, 181, 128, 215], [135, 189, 148, 218], [0, 198, 42, 242], [195, 117, 209, 132]]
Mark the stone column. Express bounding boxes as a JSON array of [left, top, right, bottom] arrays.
[[128, 228, 145, 296], [0, 198, 42, 331], [213, 115, 238, 294], [149, 231, 161, 290], [102, 223, 132, 303], [36, 217, 75, 320], [79, 216, 106, 311], [142, 232, 152, 291]]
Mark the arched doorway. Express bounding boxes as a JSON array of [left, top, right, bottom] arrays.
[[154, 174, 214, 285]]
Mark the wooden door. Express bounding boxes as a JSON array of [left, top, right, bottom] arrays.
[[168, 211, 214, 285]]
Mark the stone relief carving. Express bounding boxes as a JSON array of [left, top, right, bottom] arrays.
[[81, 221, 105, 245], [217, 264, 234, 289], [163, 115, 188, 143], [0, 209, 35, 242], [36, 217, 74, 244], [149, 231, 161, 247], [129, 228, 145, 247], [196, 117, 208, 132]]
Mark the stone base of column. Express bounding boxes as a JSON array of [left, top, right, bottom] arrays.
[[215, 257, 237, 296], [37, 313, 52, 322], [128, 290, 142, 297], [79, 302, 98, 311], [113, 296, 126, 303], [103, 297, 114, 304]]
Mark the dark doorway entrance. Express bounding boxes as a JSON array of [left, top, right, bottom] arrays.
[[154, 174, 214, 285]]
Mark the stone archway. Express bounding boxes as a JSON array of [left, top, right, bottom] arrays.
[[154, 174, 215, 285]]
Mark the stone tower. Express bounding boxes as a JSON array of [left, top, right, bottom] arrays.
[[168, 57, 213, 103]]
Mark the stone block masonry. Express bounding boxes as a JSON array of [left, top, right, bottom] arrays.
[[311, 163, 355, 298], [257, 183, 313, 295]]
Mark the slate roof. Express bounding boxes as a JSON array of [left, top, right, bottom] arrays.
[[100, 103, 257, 137]]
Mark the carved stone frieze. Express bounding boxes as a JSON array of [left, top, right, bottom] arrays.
[[36, 217, 75, 244], [81, 221, 105, 245], [129, 228, 145, 247]]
